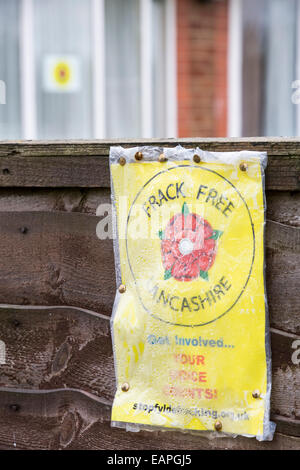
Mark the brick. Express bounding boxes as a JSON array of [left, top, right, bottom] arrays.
[[177, 0, 228, 137]]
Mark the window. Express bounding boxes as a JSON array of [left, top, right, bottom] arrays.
[[228, 0, 299, 137], [0, 0, 21, 139], [0, 0, 177, 140], [105, 0, 141, 138], [34, 0, 93, 139]]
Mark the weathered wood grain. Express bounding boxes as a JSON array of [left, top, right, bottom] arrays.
[[0, 306, 298, 429], [271, 328, 300, 420], [0, 307, 114, 402], [267, 191, 300, 227], [267, 220, 300, 254], [0, 188, 110, 215], [0, 188, 299, 227], [0, 211, 115, 316], [0, 211, 298, 333], [0, 139, 299, 189], [0, 388, 298, 449], [1, 137, 300, 156]]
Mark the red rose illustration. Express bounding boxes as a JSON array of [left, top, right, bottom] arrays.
[[160, 203, 222, 282]]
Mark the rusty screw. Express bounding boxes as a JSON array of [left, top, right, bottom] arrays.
[[158, 153, 168, 163], [252, 389, 261, 399], [118, 284, 126, 294], [119, 157, 126, 166], [135, 151, 143, 161], [2, 168, 10, 175], [214, 420, 222, 432], [239, 162, 248, 172], [193, 154, 201, 164], [20, 227, 28, 234], [121, 382, 130, 392]]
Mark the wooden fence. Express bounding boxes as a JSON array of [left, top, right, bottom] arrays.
[[0, 138, 299, 450]]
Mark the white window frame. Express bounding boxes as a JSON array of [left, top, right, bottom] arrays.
[[140, 0, 177, 137], [140, 0, 153, 137], [227, 0, 242, 138], [19, 0, 177, 140], [165, 0, 177, 138], [20, 0, 37, 139], [92, 0, 106, 138], [296, 0, 300, 136]]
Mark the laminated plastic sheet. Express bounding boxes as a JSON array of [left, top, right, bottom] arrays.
[[109, 145, 275, 441]]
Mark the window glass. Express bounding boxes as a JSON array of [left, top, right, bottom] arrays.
[[105, 0, 141, 138], [34, 0, 93, 139], [152, 0, 166, 137], [0, 0, 170, 140], [0, 0, 21, 139], [242, 0, 297, 136]]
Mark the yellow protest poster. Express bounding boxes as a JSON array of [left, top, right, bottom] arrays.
[[109, 145, 275, 441]]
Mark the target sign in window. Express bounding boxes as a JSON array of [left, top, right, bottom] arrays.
[[43, 55, 81, 93]]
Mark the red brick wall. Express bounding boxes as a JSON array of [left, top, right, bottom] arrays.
[[177, 0, 228, 137]]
